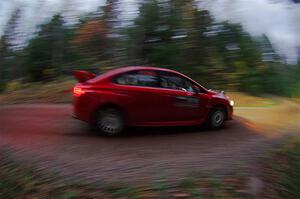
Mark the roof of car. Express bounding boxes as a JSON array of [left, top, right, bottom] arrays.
[[112, 66, 178, 73]]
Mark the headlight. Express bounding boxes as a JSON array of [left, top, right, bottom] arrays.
[[230, 100, 234, 106]]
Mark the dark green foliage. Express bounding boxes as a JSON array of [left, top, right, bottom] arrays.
[[0, 0, 299, 96], [23, 14, 76, 81], [0, 38, 9, 91]]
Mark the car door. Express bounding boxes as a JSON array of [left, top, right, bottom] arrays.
[[158, 71, 205, 122], [113, 70, 170, 125]]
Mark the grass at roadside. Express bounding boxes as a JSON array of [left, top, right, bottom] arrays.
[[0, 78, 76, 105], [291, 97, 300, 104], [0, 150, 252, 199], [263, 136, 300, 199], [226, 92, 278, 107]]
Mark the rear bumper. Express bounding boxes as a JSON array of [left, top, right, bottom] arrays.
[[72, 93, 99, 124]]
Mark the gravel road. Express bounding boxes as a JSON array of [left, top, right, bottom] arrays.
[[0, 104, 296, 183]]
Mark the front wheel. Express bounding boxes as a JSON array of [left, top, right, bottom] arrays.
[[208, 107, 226, 129], [96, 107, 124, 136]]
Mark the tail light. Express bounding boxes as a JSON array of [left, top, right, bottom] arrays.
[[73, 86, 85, 96]]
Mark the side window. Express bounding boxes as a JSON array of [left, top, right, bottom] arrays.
[[114, 70, 159, 88], [114, 73, 138, 86], [159, 72, 195, 92]]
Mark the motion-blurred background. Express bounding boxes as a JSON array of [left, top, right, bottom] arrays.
[[0, 0, 300, 101], [2, 2, 300, 199]]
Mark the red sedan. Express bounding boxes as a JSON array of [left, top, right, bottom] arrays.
[[73, 66, 234, 136]]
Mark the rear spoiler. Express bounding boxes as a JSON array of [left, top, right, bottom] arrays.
[[72, 70, 96, 83]]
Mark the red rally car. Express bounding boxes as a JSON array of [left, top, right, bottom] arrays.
[[73, 66, 234, 136]]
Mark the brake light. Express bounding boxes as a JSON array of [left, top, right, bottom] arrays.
[[73, 87, 85, 96]]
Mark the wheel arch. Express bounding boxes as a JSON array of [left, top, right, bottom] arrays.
[[91, 103, 127, 124], [209, 104, 228, 120]]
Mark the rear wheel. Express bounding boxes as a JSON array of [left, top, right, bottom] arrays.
[[96, 107, 124, 136], [208, 107, 226, 129]]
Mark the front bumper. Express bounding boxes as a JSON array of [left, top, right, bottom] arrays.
[[227, 106, 234, 120]]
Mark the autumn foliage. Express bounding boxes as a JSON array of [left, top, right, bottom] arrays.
[[73, 20, 110, 60]]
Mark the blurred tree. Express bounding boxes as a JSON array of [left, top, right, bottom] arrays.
[[72, 0, 122, 69], [102, 0, 120, 31], [126, 0, 212, 69], [126, 0, 162, 65], [1, 0, 298, 96], [207, 22, 264, 92], [23, 14, 73, 81], [171, 0, 212, 67], [0, 8, 24, 84], [0, 37, 11, 91], [3, 8, 23, 50], [101, 0, 125, 66], [73, 20, 109, 60], [0, 8, 25, 91], [260, 34, 280, 62]]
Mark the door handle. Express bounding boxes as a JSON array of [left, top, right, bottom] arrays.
[[176, 96, 200, 103], [175, 96, 188, 101]]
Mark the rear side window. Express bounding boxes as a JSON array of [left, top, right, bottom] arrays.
[[114, 70, 159, 88]]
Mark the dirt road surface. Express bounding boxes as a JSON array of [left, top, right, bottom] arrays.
[[0, 102, 299, 183]]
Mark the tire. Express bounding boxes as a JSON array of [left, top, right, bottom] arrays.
[[208, 107, 226, 129], [96, 107, 125, 136]]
